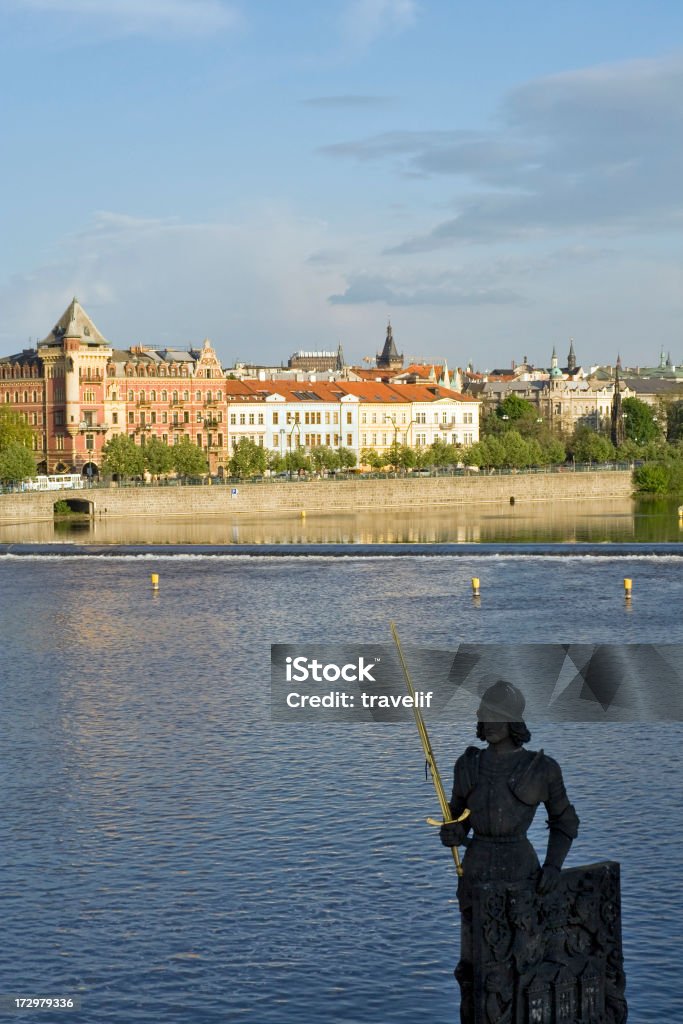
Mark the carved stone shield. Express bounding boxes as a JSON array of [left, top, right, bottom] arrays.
[[471, 861, 627, 1023]]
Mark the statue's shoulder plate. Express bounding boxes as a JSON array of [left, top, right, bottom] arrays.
[[454, 746, 481, 795], [508, 748, 555, 805]]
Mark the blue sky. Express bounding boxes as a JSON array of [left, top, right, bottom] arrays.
[[1, 0, 682, 370]]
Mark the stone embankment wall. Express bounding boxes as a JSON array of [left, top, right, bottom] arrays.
[[0, 472, 633, 523]]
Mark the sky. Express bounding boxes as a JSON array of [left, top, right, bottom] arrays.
[[1, 0, 682, 371]]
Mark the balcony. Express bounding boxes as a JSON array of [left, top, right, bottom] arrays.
[[79, 420, 108, 432]]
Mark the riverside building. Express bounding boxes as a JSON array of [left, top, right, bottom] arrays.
[[0, 300, 479, 475]]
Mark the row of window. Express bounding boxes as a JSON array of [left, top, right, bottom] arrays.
[[3, 390, 42, 404], [111, 389, 224, 403]]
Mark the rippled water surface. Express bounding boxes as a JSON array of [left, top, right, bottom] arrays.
[[1, 553, 681, 1023]]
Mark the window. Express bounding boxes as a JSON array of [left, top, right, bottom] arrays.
[[346, 411, 352, 425], [162, 412, 168, 424], [128, 412, 134, 424], [230, 414, 237, 425], [151, 412, 157, 424], [239, 414, 246, 425], [86, 434, 94, 451], [249, 414, 255, 425], [197, 433, 202, 446], [140, 412, 146, 426], [112, 412, 118, 425], [162, 390, 168, 402], [464, 412, 473, 424], [346, 434, 352, 446], [128, 390, 134, 401], [382, 434, 387, 445], [258, 413, 264, 425], [183, 411, 189, 423], [151, 390, 156, 401], [162, 434, 168, 444], [197, 412, 202, 422], [216, 391, 222, 401], [196, 390, 202, 402], [218, 434, 223, 447], [273, 412, 279, 425], [56, 436, 64, 451], [173, 391, 179, 403], [361, 433, 367, 445]]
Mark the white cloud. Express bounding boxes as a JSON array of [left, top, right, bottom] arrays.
[[340, 0, 418, 48], [0, 210, 346, 360], [11, 0, 240, 37], [322, 54, 683, 249]]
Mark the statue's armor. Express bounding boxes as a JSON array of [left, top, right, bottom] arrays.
[[449, 745, 579, 912]]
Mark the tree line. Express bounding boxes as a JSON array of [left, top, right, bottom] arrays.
[[4, 393, 683, 492]]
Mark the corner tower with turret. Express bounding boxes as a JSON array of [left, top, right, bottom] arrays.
[[38, 298, 112, 473]]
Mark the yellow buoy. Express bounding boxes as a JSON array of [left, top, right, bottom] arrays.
[[471, 577, 480, 596], [300, 510, 306, 518], [151, 573, 159, 591], [623, 578, 632, 599]]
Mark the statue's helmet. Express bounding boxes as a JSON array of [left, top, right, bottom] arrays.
[[477, 680, 526, 721]]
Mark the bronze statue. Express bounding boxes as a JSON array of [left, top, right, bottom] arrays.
[[440, 681, 580, 1023]]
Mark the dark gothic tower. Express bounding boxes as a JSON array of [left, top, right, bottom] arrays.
[[567, 338, 576, 373], [611, 355, 625, 447], [376, 321, 404, 370]]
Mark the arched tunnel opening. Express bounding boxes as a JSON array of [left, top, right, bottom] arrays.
[[53, 498, 94, 516]]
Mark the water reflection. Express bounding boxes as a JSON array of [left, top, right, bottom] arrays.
[[2, 496, 683, 544]]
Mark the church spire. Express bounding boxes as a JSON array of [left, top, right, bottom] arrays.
[[611, 355, 625, 447], [567, 338, 576, 373], [376, 320, 403, 370]]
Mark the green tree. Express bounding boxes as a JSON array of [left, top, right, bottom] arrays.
[[0, 441, 36, 484], [414, 446, 435, 469], [360, 448, 383, 470], [284, 448, 311, 474], [172, 437, 209, 477], [496, 393, 538, 424], [143, 437, 174, 479], [102, 434, 145, 479], [666, 400, 683, 442], [0, 408, 35, 451], [336, 447, 357, 470], [430, 439, 461, 467], [570, 427, 615, 464], [267, 451, 286, 473], [229, 437, 267, 477], [310, 446, 340, 473], [500, 430, 530, 468], [542, 437, 566, 465], [622, 397, 660, 445], [633, 463, 670, 494]]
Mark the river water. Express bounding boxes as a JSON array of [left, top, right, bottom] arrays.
[[1, 496, 683, 546], [0, 548, 681, 1023]]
